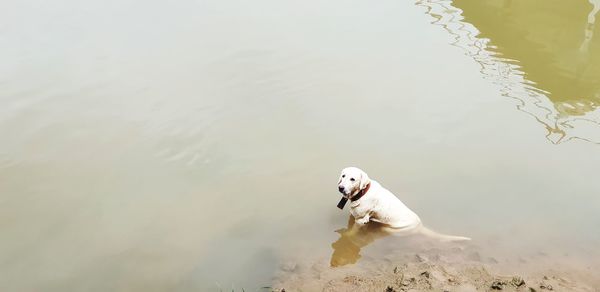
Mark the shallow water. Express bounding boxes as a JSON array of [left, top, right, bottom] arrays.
[[1, 0, 599, 291]]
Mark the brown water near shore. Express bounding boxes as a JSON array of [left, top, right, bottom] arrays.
[[1, 0, 600, 291]]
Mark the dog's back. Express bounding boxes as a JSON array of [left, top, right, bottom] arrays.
[[370, 181, 471, 241], [367, 181, 422, 230]]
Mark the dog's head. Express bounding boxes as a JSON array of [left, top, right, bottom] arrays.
[[337, 167, 371, 197]]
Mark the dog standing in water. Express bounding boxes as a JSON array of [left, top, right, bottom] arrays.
[[337, 167, 470, 242]]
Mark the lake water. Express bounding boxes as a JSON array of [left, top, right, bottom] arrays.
[[1, 0, 600, 291]]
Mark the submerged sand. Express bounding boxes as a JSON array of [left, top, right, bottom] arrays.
[[271, 224, 599, 291], [273, 252, 599, 291]]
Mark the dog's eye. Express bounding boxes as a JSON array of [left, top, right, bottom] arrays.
[[350, 178, 355, 182], [342, 175, 345, 178]]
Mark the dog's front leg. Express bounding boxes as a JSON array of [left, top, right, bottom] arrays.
[[355, 214, 370, 225]]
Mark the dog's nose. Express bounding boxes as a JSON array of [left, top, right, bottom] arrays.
[[338, 186, 344, 193]]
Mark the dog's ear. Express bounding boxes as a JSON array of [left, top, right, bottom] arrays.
[[359, 170, 371, 190]]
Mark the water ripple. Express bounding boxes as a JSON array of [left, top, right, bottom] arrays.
[[416, 0, 600, 144]]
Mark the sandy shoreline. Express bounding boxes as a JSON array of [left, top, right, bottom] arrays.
[[271, 234, 600, 292], [274, 261, 598, 291]]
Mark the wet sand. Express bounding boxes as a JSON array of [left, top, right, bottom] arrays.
[[273, 247, 599, 291], [272, 222, 600, 291]]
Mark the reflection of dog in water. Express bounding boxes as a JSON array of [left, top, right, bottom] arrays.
[[330, 216, 391, 267]]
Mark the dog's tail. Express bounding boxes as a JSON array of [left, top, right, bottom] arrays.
[[418, 226, 471, 242]]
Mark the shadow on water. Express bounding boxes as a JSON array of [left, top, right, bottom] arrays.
[[416, 0, 600, 144]]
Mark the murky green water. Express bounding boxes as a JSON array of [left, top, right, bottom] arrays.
[[1, 0, 599, 291]]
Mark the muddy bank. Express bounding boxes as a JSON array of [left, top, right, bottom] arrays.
[[274, 260, 596, 291], [271, 233, 599, 291]]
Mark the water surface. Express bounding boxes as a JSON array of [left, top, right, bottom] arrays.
[[1, 0, 600, 291]]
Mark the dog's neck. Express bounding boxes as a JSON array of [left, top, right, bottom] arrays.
[[350, 183, 371, 202]]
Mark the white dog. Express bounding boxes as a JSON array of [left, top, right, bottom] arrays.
[[337, 167, 470, 241]]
